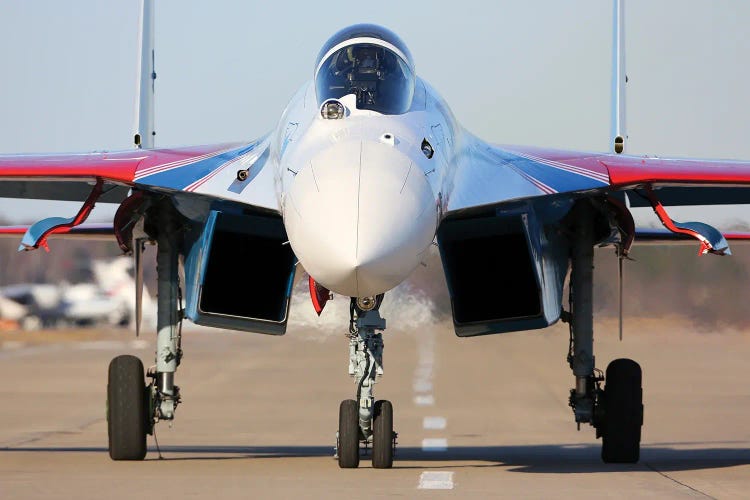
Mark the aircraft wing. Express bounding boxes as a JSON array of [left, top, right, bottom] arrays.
[[131, 136, 275, 210], [445, 140, 750, 254], [0, 136, 275, 211], [447, 140, 750, 214], [446, 140, 611, 213], [0, 137, 275, 250]]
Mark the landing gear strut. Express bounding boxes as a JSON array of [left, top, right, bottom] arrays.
[[567, 202, 599, 426], [107, 202, 183, 460], [336, 297, 396, 468], [565, 202, 643, 463]]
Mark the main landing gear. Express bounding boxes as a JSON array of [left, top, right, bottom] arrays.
[[336, 297, 397, 468], [107, 204, 183, 460], [565, 202, 644, 463]]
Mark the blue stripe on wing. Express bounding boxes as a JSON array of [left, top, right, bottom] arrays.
[[489, 148, 607, 194], [135, 141, 262, 191]]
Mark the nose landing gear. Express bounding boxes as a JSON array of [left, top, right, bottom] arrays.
[[336, 297, 396, 468]]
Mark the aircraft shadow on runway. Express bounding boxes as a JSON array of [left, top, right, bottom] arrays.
[[3, 443, 750, 473]]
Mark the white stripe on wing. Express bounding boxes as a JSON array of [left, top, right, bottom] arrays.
[[509, 150, 610, 184], [134, 145, 239, 180], [184, 148, 263, 192]]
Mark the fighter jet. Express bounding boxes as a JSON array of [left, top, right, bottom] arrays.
[[1, 0, 749, 468]]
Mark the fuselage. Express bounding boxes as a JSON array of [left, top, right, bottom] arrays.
[[271, 25, 465, 298]]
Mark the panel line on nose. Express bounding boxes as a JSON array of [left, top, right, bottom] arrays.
[[354, 140, 364, 296], [399, 161, 413, 194], [309, 161, 320, 192]]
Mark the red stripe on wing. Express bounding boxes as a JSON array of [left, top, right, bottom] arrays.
[[0, 151, 148, 182], [603, 157, 750, 186], [497, 144, 750, 188], [0, 143, 245, 185]]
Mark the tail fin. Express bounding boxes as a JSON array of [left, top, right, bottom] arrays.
[[133, 0, 156, 149], [611, 0, 626, 154]]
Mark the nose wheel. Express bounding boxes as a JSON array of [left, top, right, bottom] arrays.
[[372, 400, 394, 468], [337, 399, 395, 469], [337, 399, 360, 468]]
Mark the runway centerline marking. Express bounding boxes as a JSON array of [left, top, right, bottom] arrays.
[[414, 394, 434, 406], [413, 332, 436, 406], [422, 438, 448, 452], [418, 471, 454, 490], [413, 380, 433, 392], [423, 416, 447, 430]]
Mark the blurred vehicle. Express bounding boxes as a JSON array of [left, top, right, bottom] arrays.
[[91, 256, 156, 329], [0, 293, 34, 330], [0, 257, 155, 330], [1, 283, 62, 329]]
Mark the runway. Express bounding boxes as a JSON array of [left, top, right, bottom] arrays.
[[1, 312, 750, 498]]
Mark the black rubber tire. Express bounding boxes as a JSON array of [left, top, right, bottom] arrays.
[[338, 399, 360, 468], [372, 400, 394, 469], [601, 358, 643, 463], [107, 355, 148, 461]]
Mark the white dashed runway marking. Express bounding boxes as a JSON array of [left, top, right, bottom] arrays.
[[422, 437, 448, 452], [418, 471, 454, 490], [414, 394, 434, 406], [413, 380, 433, 392], [413, 333, 453, 486], [422, 416, 447, 430]]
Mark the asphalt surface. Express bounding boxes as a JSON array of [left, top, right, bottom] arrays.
[[1, 313, 750, 499]]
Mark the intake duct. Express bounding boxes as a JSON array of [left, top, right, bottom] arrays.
[[437, 212, 559, 337], [184, 210, 296, 335]]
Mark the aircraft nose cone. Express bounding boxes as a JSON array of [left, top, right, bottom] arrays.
[[284, 140, 436, 297]]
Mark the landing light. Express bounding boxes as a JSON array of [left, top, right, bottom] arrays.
[[321, 100, 345, 120], [356, 296, 377, 311]]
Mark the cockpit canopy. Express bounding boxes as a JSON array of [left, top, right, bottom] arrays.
[[315, 24, 415, 115]]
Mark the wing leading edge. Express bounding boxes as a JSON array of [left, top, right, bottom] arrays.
[[0, 138, 276, 249], [445, 140, 750, 254], [447, 141, 750, 214], [0, 137, 276, 211]]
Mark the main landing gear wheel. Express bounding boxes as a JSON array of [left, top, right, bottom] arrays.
[[601, 358, 643, 463], [337, 399, 360, 468], [107, 355, 148, 461], [372, 400, 394, 469]]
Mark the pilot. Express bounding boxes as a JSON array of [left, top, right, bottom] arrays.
[[333, 46, 355, 75], [353, 46, 380, 76]]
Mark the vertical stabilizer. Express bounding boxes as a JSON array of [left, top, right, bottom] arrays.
[[133, 0, 156, 149], [611, 0, 626, 154]]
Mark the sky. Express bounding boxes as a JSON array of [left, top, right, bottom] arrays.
[[0, 0, 749, 223]]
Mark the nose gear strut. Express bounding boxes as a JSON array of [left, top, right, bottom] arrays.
[[351, 307, 384, 439], [336, 296, 396, 468]]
